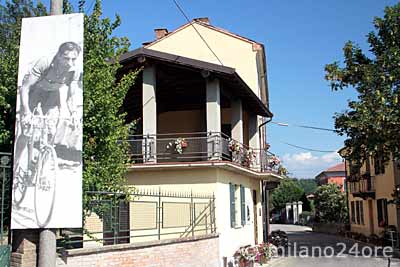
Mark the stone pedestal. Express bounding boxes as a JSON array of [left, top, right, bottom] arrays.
[[11, 230, 39, 267]]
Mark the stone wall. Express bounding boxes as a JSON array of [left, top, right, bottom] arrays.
[[58, 234, 220, 267]]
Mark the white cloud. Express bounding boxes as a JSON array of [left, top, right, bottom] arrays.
[[321, 152, 341, 163], [291, 152, 317, 162], [281, 150, 342, 178]]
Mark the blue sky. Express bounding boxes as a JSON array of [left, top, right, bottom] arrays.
[[44, 0, 398, 177]]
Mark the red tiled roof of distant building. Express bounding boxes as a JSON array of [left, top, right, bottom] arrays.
[[325, 163, 345, 172]]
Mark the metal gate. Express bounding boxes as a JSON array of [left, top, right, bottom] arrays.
[[0, 152, 12, 267]]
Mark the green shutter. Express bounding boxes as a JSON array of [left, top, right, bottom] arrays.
[[384, 199, 388, 225], [230, 183, 235, 228], [359, 201, 364, 225], [240, 185, 245, 226]]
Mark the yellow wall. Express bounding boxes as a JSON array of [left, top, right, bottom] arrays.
[[158, 110, 205, 134], [147, 23, 261, 97], [127, 168, 217, 194], [127, 166, 265, 258], [347, 159, 398, 236]]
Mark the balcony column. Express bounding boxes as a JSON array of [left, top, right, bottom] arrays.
[[143, 65, 157, 162], [249, 115, 259, 148], [231, 98, 243, 143], [231, 98, 244, 165], [249, 115, 261, 170], [206, 78, 221, 159]]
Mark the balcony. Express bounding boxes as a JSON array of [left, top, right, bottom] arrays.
[[348, 174, 376, 199], [126, 132, 280, 174]]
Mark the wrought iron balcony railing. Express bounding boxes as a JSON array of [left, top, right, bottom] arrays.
[[126, 132, 280, 173], [348, 174, 376, 199]]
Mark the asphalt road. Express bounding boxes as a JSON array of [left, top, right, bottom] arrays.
[[268, 224, 400, 267]]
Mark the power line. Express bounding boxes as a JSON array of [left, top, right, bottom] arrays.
[[172, 0, 224, 66], [87, 0, 96, 14], [280, 141, 337, 153], [271, 121, 337, 132]]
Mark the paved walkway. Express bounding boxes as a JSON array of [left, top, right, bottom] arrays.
[[267, 224, 400, 267]]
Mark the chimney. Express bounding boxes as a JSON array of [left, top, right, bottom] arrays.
[[154, 28, 168, 39], [193, 17, 210, 25]]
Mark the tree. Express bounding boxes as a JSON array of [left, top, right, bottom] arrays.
[[0, 0, 47, 152], [271, 178, 304, 211], [0, 0, 138, 216], [295, 179, 318, 195], [73, 0, 138, 213], [314, 183, 347, 223], [325, 3, 400, 167]]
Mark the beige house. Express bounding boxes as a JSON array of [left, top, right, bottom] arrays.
[[85, 18, 282, 264], [341, 150, 400, 236]]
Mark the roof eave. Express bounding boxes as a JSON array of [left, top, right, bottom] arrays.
[[119, 48, 273, 117]]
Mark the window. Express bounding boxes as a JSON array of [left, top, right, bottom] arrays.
[[359, 201, 364, 225], [356, 201, 361, 224], [235, 185, 241, 226], [350, 201, 356, 223], [230, 183, 246, 228], [374, 154, 385, 175], [353, 201, 364, 225], [377, 199, 388, 227], [230, 183, 236, 227], [240, 185, 246, 226]]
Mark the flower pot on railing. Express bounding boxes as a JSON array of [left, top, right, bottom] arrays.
[[242, 149, 256, 168], [181, 140, 188, 148], [228, 139, 241, 154], [238, 259, 254, 267], [166, 138, 187, 154]]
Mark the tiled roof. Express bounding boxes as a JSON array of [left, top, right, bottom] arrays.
[[325, 163, 345, 172]]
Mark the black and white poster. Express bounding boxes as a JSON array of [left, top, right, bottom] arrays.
[[11, 14, 84, 229]]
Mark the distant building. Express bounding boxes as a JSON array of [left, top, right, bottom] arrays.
[[340, 149, 400, 237], [315, 163, 346, 192]]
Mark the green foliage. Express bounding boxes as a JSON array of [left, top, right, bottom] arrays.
[[271, 178, 304, 211], [0, 0, 47, 151], [277, 165, 288, 177], [313, 183, 347, 223], [325, 3, 400, 167], [295, 179, 318, 194], [78, 0, 138, 215]]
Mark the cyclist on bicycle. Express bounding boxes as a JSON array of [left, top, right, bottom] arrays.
[[14, 42, 82, 170]]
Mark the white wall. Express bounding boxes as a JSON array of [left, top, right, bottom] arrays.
[[215, 169, 263, 263]]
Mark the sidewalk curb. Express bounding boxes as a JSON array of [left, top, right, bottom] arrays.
[[260, 256, 286, 267]]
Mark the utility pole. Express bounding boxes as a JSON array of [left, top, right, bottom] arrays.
[[38, 2, 61, 266], [50, 0, 62, 15]]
